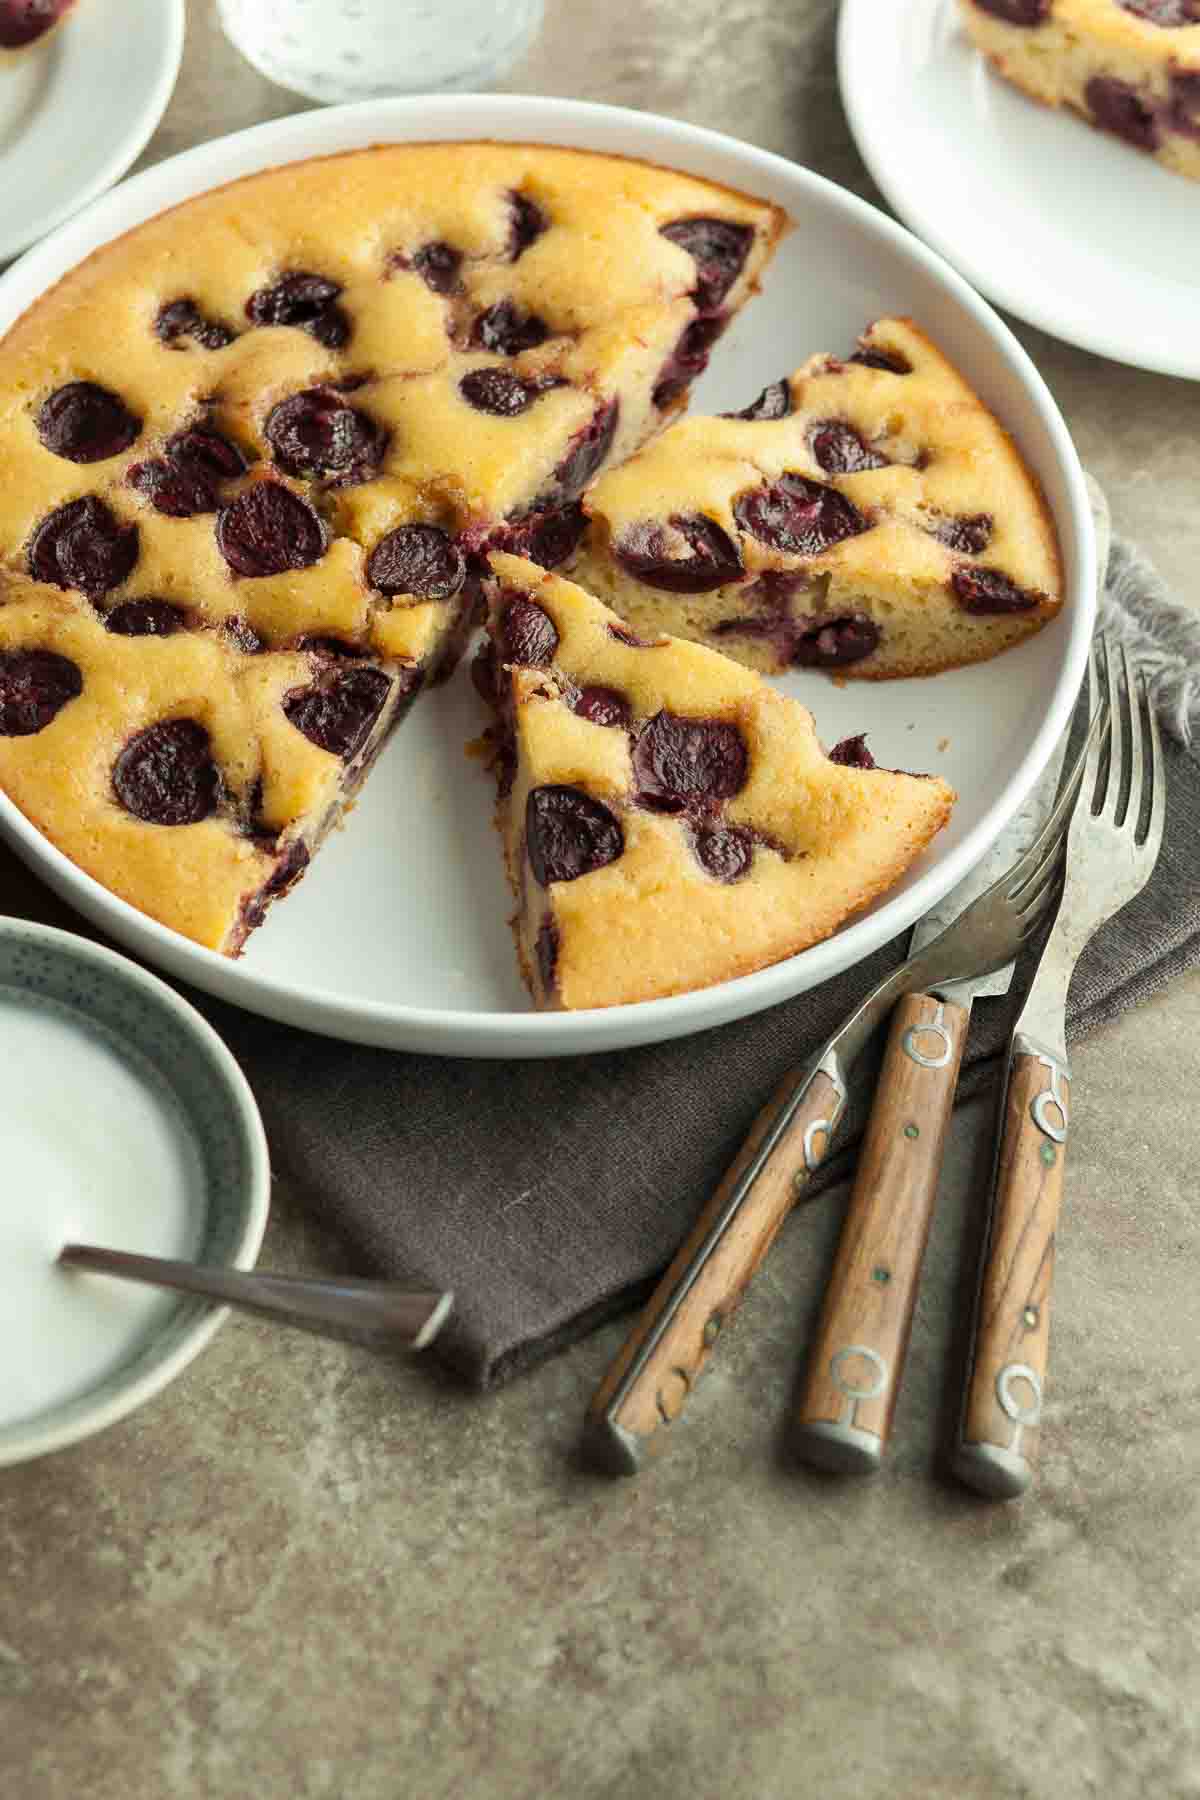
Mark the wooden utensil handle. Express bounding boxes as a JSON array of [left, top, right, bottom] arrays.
[[953, 1047, 1069, 1500], [582, 1064, 845, 1475], [793, 993, 969, 1475]]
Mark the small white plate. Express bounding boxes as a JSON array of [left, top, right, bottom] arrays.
[[0, 0, 183, 263], [0, 96, 1094, 1058], [838, 0, 1200, 381]]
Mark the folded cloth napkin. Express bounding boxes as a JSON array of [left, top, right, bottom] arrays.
[[198, 534, 1200, 1388]]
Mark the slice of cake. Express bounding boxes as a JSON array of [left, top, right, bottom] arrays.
[[0, 143, 784, 952], [957, 1, 1200, 183], [566, 317, 1063, 681], [0, 578, 425, 952], [478, 553, 955, 1010]]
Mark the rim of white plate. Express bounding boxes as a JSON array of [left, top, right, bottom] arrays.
[[0, 95, 1096, 1055]]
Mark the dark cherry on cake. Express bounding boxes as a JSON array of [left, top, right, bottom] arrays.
[[526, 783, 624, 885], [0, 0, 75, 49], [0, 648, 82, 735], [265, 388, 386, 484], [245, 272, 350, 350], [615, 514, 743, 594], [113, 719, 219, 826], [216, 483, 327, 577], [367, 524, 466, 599], [36, 382, 141, 464], [29, 498, 138, 596], [284, 664, 397, 761]]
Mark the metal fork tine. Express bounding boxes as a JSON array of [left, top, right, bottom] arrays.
[[1015, 843, 1067, 920], [1018, 876, 1062, 936], [1082, 636, 1110, 814], [1121, 643, 1144, 838], [1006, 698, 1109, 900], [1144, 666, 1166, 857], [1102, 633, 1126, 821]]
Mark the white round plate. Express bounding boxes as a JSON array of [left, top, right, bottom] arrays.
[[838, 0, 1200, 380], [0, 96, 1094, 1058], [0, 0, 183, 263]]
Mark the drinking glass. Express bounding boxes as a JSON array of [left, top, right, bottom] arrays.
[[217, 0, 545, 103]]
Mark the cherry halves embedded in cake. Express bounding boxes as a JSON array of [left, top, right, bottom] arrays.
[[478, 553, 955, 1011], [566, 317, 1063, 681], [0, 143, 784, 952], [959, 0, 1200, 182]]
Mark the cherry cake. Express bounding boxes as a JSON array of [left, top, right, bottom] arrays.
[[477, 554, 955, 1010], [566, 317, 1063, 681], [959, 0, 1200, 181], [0, 144, 783, 952]]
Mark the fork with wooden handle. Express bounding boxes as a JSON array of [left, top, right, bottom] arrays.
[[788, 701, 1107, 1473], [580, 751, 1090, 1476], [791, 481, 1114, 1476], [952, 636, 1165, 1499]]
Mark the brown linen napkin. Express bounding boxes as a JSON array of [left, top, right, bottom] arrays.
[[194, 538, 1200, 1389]]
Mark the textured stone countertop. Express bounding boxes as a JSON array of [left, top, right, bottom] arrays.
[[4, 5, 1200, 1797]]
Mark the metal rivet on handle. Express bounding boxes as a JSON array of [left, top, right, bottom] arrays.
[[902, 1004, 952, 1069], [802, 1118, 830, 1171]]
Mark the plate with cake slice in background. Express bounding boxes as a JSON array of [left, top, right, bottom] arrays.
[[838, 0, 1200, 380], [0, 95, 1093, 1057], [0, 0, 182, 262]]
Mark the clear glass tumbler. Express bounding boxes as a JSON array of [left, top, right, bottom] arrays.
[[217, 0, 545, 103]]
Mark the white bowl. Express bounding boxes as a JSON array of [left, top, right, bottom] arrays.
[[0, 96, 1095, 1059], [0, 920, 270, 1467]]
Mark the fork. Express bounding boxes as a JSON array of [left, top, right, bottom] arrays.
[[582, 709, 1103, 1475], [788, 698, 1106, 1473], [952, 635, 1165, 1498]]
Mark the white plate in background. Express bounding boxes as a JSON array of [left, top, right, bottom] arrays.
[[838, 0, 1200, 380], [0, 0, 183, 262], [0, 96, 1094, 1056]]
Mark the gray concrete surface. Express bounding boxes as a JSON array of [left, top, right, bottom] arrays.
[[3, 4, 1200, 1796]]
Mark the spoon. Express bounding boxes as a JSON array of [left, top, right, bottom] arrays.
[[58, 1243, 452, 1350]]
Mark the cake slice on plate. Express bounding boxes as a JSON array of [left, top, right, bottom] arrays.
[[478, 552, 955, 1010], [957, 1, 1200, 184], [566, 316, 1063, 680]]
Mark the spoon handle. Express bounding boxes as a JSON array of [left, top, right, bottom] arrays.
[[59, 1244, 452, 1349]]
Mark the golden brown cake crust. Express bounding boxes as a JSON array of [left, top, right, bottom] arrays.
[[569, 317, 1064, 682], [0, 142, 784, 954], [483, 553, 955, 1011]]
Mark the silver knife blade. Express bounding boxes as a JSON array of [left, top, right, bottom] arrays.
[[908, 481, 1110, 1010]]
